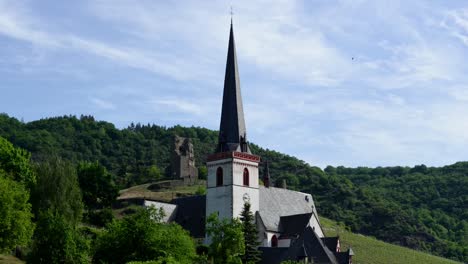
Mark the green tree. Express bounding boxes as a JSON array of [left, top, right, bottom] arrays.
[[206, 213, 245, 264], [147, 165, 162, 182], [240, 202, 261, 264], [28, 210, 90, 264], [77, 161, 118, 209], [93, 207, 196, 264], [0, 136, 35, 189], [32, 157, 83, 224], [198, 165, 208, 180], [0, 173, 34, 253]]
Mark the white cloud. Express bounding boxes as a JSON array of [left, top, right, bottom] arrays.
[[151, 98, 203, 116], [2, 0, 468, 167], [90, 97, 116, 110]]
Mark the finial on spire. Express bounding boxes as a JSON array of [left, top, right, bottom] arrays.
[[230, 6, 233, 24]]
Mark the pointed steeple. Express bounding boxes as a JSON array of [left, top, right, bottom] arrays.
[[217, 22, 250, 153]]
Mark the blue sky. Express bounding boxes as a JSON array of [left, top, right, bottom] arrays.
[[1, 0, 468, 168]]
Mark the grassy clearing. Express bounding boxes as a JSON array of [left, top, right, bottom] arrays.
[[118, 180, 205, 202], [0, 255, 24, 264], [320, 217, 460, 264]]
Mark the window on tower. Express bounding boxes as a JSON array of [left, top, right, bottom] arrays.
[[216, 167, 223, 186], [243, 168, 249, 186]]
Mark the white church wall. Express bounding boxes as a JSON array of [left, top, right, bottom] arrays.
[[143, 200, 177, 222], [231, 159, 259, 186], [232, 185, 259, 218], [206, 185, 233, 220], [309, 213, 325, 238], [207, 158, 232, 187], [278, 238, 291, 247], [262, 232, 291, 247]]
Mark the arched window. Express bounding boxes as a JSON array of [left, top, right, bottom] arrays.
[[243, 168, 249, 186], [216, 167, 223, 186], [271, 235, 278, 248]]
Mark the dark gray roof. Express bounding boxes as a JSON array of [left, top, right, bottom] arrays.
[[321, 236, 339, 252], [217, 22, 250, 153], [171, 195, 206, 238], [258, 247, 289, 264], [285, 226, 339, 264], [279, 213, 313, 238], [259, 186, 318, 232], [258, 227, 342, 264], [334, 250, 352, 264]]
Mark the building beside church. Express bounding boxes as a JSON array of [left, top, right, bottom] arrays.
[[145, 22, 354, 264]]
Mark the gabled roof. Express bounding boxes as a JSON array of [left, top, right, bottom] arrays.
[[279, 213, 312, 238], [259, 186, 318, 232], [171, 195, 206, 238], [285, 226, 339, 264], [321, 236, 339, 252], [334, 249, 353, 264], [217, 22, 250, 153], [259, 227, 341, 264]]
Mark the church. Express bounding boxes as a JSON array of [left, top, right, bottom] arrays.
[[148, 22, 355, 264]]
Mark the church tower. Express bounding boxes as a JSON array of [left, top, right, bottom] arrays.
[[206, 21, 260, 221]]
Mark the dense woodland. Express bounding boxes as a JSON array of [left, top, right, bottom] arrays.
[[0, 113, 466, 262]]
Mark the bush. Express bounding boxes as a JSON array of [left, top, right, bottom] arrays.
[[93, 208, 196, 264]]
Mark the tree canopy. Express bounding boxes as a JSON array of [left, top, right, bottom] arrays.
[[93, 207, 197, 264], [0, 114, 466, 262], [0, 174, 34, 253], [206, 213, 245, 264]]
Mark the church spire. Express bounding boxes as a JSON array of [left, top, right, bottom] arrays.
[[217, 21, 250, 153]]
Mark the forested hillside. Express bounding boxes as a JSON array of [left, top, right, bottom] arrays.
[[0, 113, 466, 262]]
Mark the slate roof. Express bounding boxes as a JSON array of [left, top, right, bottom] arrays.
[[171, 195, 206, 238], [143, 200, 177, 222], [217, 22, 250, 153], [259, 186, 318, 232], [285, 226, 339, 264], [258, 226, 342, 264], [258, 247, 289, 264], [321, 236, 339, 252], [279, 213, 313, 238]]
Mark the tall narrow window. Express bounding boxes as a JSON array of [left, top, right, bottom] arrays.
[[243, 168, 249, 186], [271, 235, 278, 247], [216, 167, 223, 186]]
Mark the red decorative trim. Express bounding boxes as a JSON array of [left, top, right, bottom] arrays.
[[207, 151, 260, 163]]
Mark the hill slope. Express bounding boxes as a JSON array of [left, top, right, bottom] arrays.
[[0, 114, 466, 262], [320, 217, 460, 264]]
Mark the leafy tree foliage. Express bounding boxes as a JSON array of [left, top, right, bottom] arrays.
[[0, 137, 35, 253], [0, 114, 217, 187], [32, 157, 84, 224], [0, 174, 34, 253], [0, 136, 35, 189], [240, 202, 261, 264], [28, 210, 90, 264], [93, 207, 196, 264], [1, 114, 467, 261], [77, 161, 118, 209], [206, 213, 245, 264]]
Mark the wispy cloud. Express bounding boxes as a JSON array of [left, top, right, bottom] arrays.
[[1, 0, 468, 167], [89, 97, 116, 110]]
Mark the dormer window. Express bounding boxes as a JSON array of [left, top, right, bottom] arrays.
[[243, 168, 249, 186], [216, 167, 223, 186]]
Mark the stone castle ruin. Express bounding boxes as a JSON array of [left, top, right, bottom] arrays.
[[171, 136, 198, 184]]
